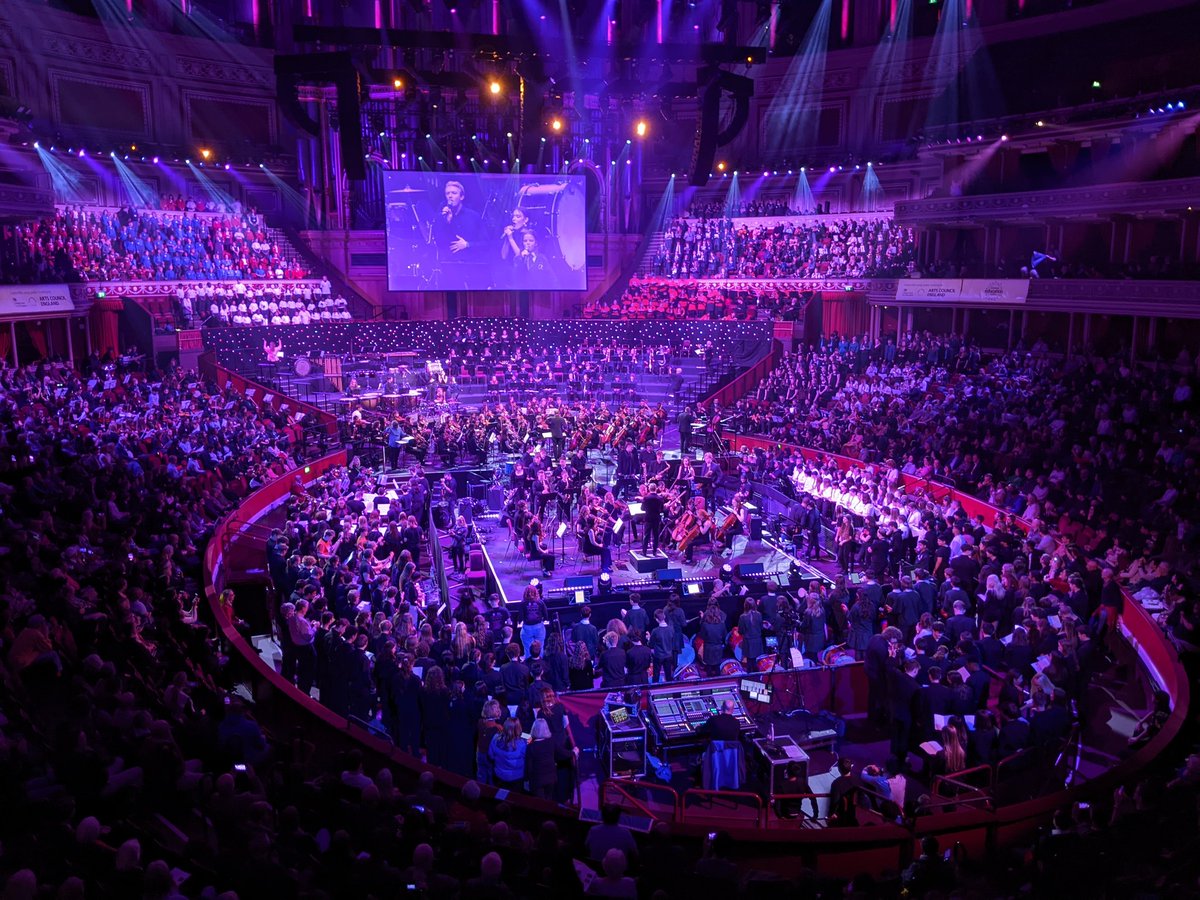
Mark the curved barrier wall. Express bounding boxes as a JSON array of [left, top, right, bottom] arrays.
[[205, 444, 1189, 878]]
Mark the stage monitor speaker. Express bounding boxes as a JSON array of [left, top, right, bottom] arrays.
[[487, 486, 504, 511], [748, 515, 763, 541], [457, 498, 474, 525], [630, 551, 669, 574]]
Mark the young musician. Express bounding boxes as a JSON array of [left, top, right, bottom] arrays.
[[680, 496, 714, 565], [525, 517, 555, 577]]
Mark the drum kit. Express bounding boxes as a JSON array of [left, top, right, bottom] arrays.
[[515, 181, 587, 275]]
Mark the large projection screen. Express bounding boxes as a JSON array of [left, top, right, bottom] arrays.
[[384, 172, 587, 291]]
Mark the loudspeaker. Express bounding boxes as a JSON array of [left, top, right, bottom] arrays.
[[487, 486, 504, 511], [748, 514, 763, 541]]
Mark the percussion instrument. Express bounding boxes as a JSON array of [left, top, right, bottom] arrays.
[[670, 662, 702, 682], [515, 180, 587, 274], [819, 644, 857, 667], [361, 392, 381, 410], [294, 356, 313, 377], [720, 659, 746, 676]]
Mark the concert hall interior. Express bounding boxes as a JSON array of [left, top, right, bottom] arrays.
[[3, 0, 1200, 896]]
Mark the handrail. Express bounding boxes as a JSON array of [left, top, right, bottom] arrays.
[[201, 438, 1190, 868], [700, 340, 781, 411], [920, 792, 994, 813], [602, 779, 681, 822], [932, 764, 995, 801], [994, 748, 1035, 782], [681, 789, 766, 828], [765, 793, 829, 827], [600, 781, 662, 823], [426, 504, 450, 608]]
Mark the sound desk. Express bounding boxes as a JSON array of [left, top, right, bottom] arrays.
[[645, 679, 758, 756]]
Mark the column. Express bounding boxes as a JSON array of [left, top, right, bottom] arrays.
[[1008, 309, 1015, 350], [1066, 312, 1074, 356]]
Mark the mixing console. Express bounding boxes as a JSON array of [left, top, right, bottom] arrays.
[[645, 680, 757, 745]]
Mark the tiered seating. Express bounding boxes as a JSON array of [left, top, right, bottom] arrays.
[[583, 277, 808, 320], [13, 205, 308, 282], [650, 216, 916, 279]]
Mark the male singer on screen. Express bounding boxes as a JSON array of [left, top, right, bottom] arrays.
[[432, 180, 484, 262]]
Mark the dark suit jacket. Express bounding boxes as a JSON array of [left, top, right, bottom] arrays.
[[625, 606, 649, 636], [978, 637, 1007, 670], [1030, 705, 1071, 747], [946, 614, 976, 643], [864, 634, 893, 681], [572, 621, 599, 658], [888, 670, 920, 723], [999, 718, 1031, 757], [705, 712, 741, 742], [625, 645, 653, 684]]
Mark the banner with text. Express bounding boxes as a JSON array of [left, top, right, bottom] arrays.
[[960, 279, 1029, 304], [0, 284, 75, 317], [895, 278, 963, 302], [894, 278, 1028, 305]]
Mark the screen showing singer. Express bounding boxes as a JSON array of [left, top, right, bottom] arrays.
[[385, 172, 587, 292]]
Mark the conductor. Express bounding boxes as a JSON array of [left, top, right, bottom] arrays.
[[640, 483, 666, 555]]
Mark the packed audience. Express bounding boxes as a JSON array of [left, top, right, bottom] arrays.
[[157, 195, 260, 217], [685, 199, 815, 218], [583, 276, 807, 320], [183, 280, 353, 327], [9, 206, 309, 283], [719, 331, 1199, 648], [650, 216, 916, 280], [1, 324, 1198, 896]]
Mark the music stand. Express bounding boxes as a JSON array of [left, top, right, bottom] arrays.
[[555, 520, 570, 563]]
